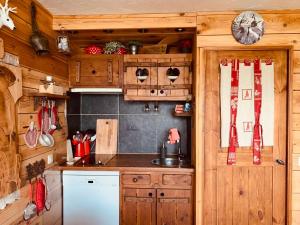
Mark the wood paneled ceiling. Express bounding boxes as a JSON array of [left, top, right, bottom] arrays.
[[37, 0, 300, 15]]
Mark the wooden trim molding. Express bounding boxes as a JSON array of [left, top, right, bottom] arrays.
[[52, 13, 197, 30], [0, 38, 3, 59]]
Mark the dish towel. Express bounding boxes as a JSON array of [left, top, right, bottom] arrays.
[[168, 128, 180, 144], [220, 59, 274, 148]]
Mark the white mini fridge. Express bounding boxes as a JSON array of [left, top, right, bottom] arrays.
[[63, 170, 119, 225]]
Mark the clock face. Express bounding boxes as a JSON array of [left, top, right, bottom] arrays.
[[232, 11, 264, 45]]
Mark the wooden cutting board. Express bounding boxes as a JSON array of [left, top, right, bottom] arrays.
[[95, 119, 118, 155]]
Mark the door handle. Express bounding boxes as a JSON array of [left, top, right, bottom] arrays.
[[275, 159, 285, 165]]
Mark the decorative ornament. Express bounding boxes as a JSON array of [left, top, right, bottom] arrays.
[[57, 27, 71, 54], [104, 41, 125, 54], [30, 2, 49, 55], [84, 45, 103, 55], [232, 11, 264, 45], [136, 68, 149, 83], [116, 47, 127, 55], [167, 67, 180, 82], [127, 40, 142, 54], [179, 39, 192, 53], [0, 0, 17, 30]]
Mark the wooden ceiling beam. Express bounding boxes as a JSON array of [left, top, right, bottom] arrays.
[[53, 13, 197, 30]]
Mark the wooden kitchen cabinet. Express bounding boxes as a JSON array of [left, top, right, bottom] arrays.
[[121, 171, 194, 225], [123, 54, 192, 101], [69, 54, 123, 88], [122, 188, 156, 225], [157, 189, 193, 225]]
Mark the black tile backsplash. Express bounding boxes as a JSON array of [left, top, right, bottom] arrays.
[[81, 114, 118, 131], [67, 93, 81, 114], [67, 94, 191, 155], [82, 94, 119, 114]]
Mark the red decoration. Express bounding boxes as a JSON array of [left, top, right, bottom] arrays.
[[180, 39, 192, 48], [227, 59, 239, 165], [84, 45, 103, 55], [116, 47, 127, 55]]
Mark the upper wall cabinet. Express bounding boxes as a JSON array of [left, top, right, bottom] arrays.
[[69, 55, 123, 88], [123, 54, 192, 101]]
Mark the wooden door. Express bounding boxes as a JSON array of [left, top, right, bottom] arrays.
[[157, 189, 193, 225], [204, 50, 288, 225], [122, 188, 156, 225]]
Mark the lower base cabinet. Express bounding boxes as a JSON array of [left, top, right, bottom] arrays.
[[122, 188, 156, 225], [121, 171, 194, 225], [157, 189, 192, 225]]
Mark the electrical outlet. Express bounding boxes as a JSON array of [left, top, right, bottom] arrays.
[[47, 154, 53, 164], [127, 124, 138, 131]]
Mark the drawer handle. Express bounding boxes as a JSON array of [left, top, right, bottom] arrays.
[[150, 89, 155, 94], [132, 178, 138, 183], [160, 192, 165, 197], [88, 180, 94, 184], [148, 192, 153, 197], [160, 90, 164, 94]]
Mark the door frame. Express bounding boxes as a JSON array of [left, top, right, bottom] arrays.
[[193, 46, 294, 225]]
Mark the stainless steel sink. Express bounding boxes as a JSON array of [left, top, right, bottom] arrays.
[[151, 157, 189, 167]]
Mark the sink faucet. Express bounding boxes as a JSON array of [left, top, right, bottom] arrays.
[[165, 129, 184, 159], [176, 130, 184, 159]]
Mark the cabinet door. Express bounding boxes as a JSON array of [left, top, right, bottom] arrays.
[[124, 57, 158, 98], [69, 55, 122, 88], [157, 189, 192, 225], [122, 188, 156, 225], [157, 55, 192, 98]]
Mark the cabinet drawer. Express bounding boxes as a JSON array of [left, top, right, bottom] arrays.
[[122, 174, 151, 185], [162, 174, 192, 186], [157, 189, 192, 199], [123, 188, 156, 198]]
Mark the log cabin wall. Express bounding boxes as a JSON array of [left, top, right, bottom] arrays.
[[196, 10, 300, 225], [0, 0, 68, 224]]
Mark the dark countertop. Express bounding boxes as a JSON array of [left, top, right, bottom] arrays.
[[52, 154, 194, 173]]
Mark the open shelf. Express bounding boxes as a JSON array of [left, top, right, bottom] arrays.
[[27, 92, 69, 99], [172, 111, 192, 117]]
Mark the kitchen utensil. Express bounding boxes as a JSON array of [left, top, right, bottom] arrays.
[[39, 100, 54, 147], [48, 100, 56, 133], [23, 182, 37, 221], [96, 119, 118, 155], [24, 121, 39, 148], [44, 177, 51, 211], [35, 178, 45, 215]]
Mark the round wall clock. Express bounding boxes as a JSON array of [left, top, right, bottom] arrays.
[[232, 11, 264, 45]]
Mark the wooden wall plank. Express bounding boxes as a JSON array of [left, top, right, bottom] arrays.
[[292, 194, 300, 210], [292, 171, 300, 193], [292, 211, 300, 225], [1, 32, 68, 78], [294, 51, 300, 74], [293, 154, 300, 170], [293, 131, 300, 153], [53, 13, 197, 30], [293, 74, 300, 90], [197, 34, 300, 49], [197, 14, 300, 35], [293, 91, 300, 113]]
